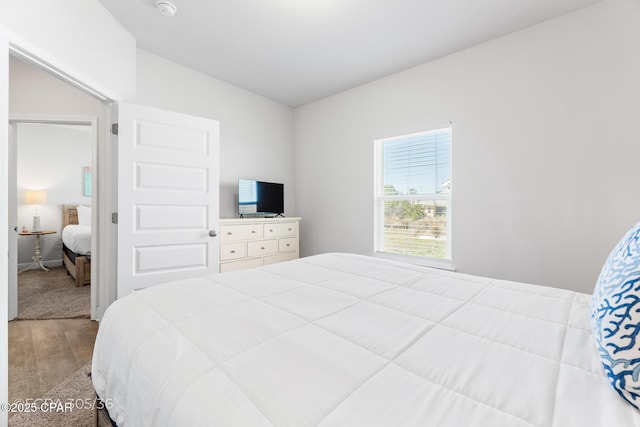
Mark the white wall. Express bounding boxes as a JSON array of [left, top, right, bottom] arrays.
[[9, 56, 105, 116], [16, 123, 91, 266], [0, 0, 135, 100], [294, 0, 640, 294], [134, 49, 295, 218]]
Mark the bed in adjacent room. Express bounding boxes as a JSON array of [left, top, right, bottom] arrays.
[[92, 222, 640, 427], [62, 204, 91, 287]]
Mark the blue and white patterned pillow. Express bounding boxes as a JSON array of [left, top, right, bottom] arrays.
[[591, 222, 640, 409]]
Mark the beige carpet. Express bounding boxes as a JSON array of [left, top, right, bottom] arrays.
[[9, 363, 94, 427], [16, 266, 90, 320]]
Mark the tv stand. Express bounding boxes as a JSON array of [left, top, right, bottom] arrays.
[[239, 213, 285, 219]]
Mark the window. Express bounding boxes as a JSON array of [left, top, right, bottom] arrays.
[[374, 126, 452, 266]]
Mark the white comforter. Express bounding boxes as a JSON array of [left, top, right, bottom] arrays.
[[92, 253, 640, 427], [61, 224, 91, 255]]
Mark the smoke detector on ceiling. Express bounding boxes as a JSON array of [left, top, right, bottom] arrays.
[[156, 1, 177, 17]]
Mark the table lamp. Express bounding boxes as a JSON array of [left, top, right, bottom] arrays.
[[25, 190, 46, 232]]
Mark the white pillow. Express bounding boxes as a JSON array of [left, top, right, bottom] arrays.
[[77, 205, 92, 226]]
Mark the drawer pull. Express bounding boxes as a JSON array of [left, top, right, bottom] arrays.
[[230, 250, 236, 254], [261, 246, 265, 250], [288, 228, 292, 231], [269, 229, 273, 232], [251, 230, 256, 234], [227, 232, 232, 235], [286, 243, 290, 247]]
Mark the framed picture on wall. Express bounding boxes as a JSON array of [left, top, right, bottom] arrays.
[[83, 167, 92, 197]]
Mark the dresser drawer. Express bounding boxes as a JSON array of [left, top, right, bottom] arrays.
[[264, 252, 298, 266], [264, 222, 298, 238], [220, 242, 246, 261], [220, 224, 262, 242], [247, 239, 278, 257], [279, 237, 297, 253], [220, 257, 263, 273]]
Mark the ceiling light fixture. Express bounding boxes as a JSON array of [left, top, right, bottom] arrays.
[[156, 1, 177, 17]]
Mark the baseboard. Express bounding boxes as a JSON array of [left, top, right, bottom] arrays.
[[17, 259, 63, 270]]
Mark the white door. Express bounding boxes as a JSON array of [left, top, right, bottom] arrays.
[[117, 103, 220, 297]]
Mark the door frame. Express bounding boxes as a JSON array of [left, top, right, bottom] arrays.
[[1, 30, 9, 427], [6, 42, 117, 322], [2, 34, 114, 427], [8, 116, 99, 320]]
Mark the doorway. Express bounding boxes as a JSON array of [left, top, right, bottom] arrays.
[[6, 53, 107, 420], [10, 121, 94, 321], [7, 54, 107, 320]]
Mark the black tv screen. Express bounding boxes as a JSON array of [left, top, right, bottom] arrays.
[[238, 179, 284, 216]]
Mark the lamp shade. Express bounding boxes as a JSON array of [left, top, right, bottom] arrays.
[[25, 190, 46, 205]]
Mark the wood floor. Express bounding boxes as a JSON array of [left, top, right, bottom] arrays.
[[8, 319, 99, 403]]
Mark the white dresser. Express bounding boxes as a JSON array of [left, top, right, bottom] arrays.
[[219, 217, 301, 273]]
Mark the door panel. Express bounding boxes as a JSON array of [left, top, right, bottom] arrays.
[[136, 205, 207, 230], [136, 243, 207, 272], [136, 162, 208, 191], [117, 103, 220, 297]]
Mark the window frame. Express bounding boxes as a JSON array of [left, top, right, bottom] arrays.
[[373, 125, 453, 270]]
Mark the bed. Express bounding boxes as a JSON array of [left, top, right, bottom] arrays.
[[62, 205, 91, 287], [92, 249, 640, 427]]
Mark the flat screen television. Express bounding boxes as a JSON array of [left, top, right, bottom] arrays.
[[238, 179, 284, 216]]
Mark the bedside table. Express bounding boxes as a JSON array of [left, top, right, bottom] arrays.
[[19, 230, 57, 273]]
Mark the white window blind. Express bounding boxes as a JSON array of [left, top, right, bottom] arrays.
[[238, 179, 257, 204], [238, 179, 258, 215], [375, 127, 451, 263]]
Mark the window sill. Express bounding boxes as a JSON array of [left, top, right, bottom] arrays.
[[374, 251, 455, 271]]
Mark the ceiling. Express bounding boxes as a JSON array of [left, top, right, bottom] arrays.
[[98, 0, 601, 107]]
